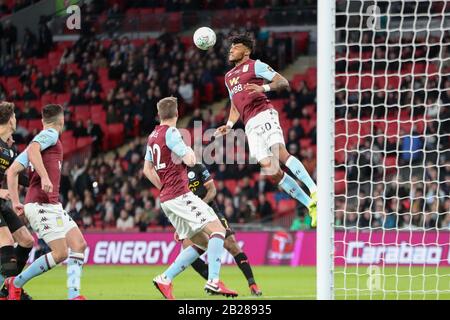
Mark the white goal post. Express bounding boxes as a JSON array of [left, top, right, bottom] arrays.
[[317, 0, 450, 300]]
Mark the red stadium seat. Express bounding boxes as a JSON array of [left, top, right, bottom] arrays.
[[107, 124, 124, 149], [41, 93, 56, 106], [334, 170, 346, 195], [27, 119, 42, 132], [73, 106, 91, 123], [56, 93, 70, 106], [76, 137, 93, 149], [277, 199, 297, 216], [90, 104, 103, 115], [224, 179, 238, 193]]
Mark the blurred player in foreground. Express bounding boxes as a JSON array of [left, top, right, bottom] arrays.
[[4, 104, 87, 300], [0, 102, 34, 300], [143, 97, 237, 299], [215, 34, 318, 226], [176, 162, 262, 296]]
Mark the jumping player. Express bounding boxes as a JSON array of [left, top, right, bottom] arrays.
[[215, 34, 318, 226], [4, 104, 87, 300], [0, 102, 34, 300], [144, 97, 237, 299], [178, 162, 262, 296]]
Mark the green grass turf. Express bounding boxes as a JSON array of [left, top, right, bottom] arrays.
[[23, 265, 449, 300]]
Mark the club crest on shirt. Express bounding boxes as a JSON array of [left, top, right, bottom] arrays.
[[188, 171, 195, 179], [243, 64, 249, 72]]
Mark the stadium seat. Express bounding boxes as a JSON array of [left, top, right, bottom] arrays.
[[90, 104, 103, 114], [224, 179, 238, 194], [27, 119, 42, 132], [73, 106, 91, 123], [56, 93, 70, 106], [41, 93, 56, 106], [76, 137, 93, 149], [334, 170, 346, 195], [277, 199, 297, 216]]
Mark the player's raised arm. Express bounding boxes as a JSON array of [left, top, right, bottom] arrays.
[[143, 145, 162, 190], [27, 128, 58, 193], [244, 59, 290, 94], [6, 152, 28, 215]]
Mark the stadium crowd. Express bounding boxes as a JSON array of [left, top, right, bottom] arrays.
[[335, 24, 450, 231], [1, 1, 447, 232]]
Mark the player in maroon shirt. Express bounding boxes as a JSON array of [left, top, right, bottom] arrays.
[[215, 34, 318, 226], [4, 104, 87, 300], [144, 97, 237, 299]]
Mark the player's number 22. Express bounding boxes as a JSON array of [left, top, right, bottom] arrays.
[[149, 144, 166, 170]]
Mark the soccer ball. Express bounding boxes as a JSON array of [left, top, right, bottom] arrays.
[[193, 27, 216, 50]]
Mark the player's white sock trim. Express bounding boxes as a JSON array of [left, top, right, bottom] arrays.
[[47, 252, 57, 268], [210, 231, 226, 239], [278, 172, 287, 186], [69, 252, 85, 260]]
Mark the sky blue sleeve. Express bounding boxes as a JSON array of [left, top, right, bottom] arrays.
[[165, 127, 188, 158], [144, 145, 153, 162], [32, 128, 59, 151], [15, 150, 29, 168], [254, 59, 277, 81]]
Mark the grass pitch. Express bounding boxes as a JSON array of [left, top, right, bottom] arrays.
[[24, 265, 449, 300]]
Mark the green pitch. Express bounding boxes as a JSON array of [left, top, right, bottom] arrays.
[[24, 265, 449, 300]]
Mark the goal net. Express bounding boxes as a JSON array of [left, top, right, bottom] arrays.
[[332, 0, 450, 299]]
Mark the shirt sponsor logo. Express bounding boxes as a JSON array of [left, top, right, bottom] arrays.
[[229, 77, 240, 86]]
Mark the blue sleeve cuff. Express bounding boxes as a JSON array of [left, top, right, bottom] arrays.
[[15, 150, 29, 168], [144, 146, 153, 162]]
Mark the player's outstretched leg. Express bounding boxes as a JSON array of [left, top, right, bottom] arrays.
[[261, 154, 317, 227], [273, 145, 318, 227], [4, 239, 66, 300], [225, 235, 262, 296], [153, 245, 204, 300], [66, 227, 87, 300]]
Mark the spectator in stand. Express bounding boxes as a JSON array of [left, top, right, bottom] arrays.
[[70, 87, 88, 105], [86, 119, 103, 156], [3, 20, 17, 55], [20, 101, 39, 120], [178, 78, 194, 106], [37, 15, 53, 56], [256, 194, 273, 221], [116, 209, 134, 231], [22, 84, 37, 101], [8, 89, 21, 101], [73, 120, 88, 138], [0, 0, 10, 16], [23, 27, 37, 58], [106, 3, 123, 37]]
